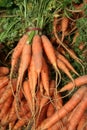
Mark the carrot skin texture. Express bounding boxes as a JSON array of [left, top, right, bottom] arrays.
[[0, 76, 9, 89], [47, 103, 55, 117], [37, 86, 87, 130], [68, 93, 87, 130], [41, 35, 57, 69], [60, 75, 87, 92]]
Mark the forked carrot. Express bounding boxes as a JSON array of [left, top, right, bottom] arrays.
[[56, 51, 79, 76], [60, 75, 87, 92], [0, 67, 9, 76], [37, 86, 87, 130], [10, 34, 28, 79], [61, 17, 69, 42], [41, 57, 50, 96], [32, 34, 43, 78], [16, 42, 31, 92], [68, 93, 87, 130], [23, 80, 33, 113]]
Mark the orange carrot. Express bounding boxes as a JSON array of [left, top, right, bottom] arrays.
[[13, 112, 31, 130], [0, 96, 13, 120], [10, 34, 28, 78], [37, 86, 87, 130], [60, 75, 87, 92], [56, 52, 79, 76], [41, 58, 50, 96], [57, 58, 74, 82], [61, 17, 69, 42], [32, 34, 43, 78], [0, 87, 7, 98], [23, 80, 33, 113], [77, 112, 87, 130], [0, 78, 17, 104], [71, 32, 79, 45], [0, 76, 9, 89], [47, 103, 55, 117], [40, 81, 44, 95], [0, 67, 9, 76], [16, 42, 31, 92], [41, 35, 57, 70], [68, 93, 87, 130], [9, 121, 15, 130]]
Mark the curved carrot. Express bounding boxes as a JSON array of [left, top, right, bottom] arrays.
[[61, 17, 69, 42], [0, 67, 9, 76], [41, 58, 50, 96], [60, 75, 87, 92], [10, 34, 28, 78], [32, 34, 43, 78], [37, 86, 87, 130]]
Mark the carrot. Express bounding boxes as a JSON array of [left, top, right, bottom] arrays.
[[13, 112, 31, 130], [0, 76, 9, 89], [47, 103, 55, 117], [68, 93, 87, 130], [60, 75, 87, 92], [40, 81, 44, 95], [36, 90, 42, 113], [41, 57, 50, 96], [0, 67, 9, 76], [10, 34, 28, 79], [77, 112, 87, 130], [0, 96, 13, 120], [0, 126, 6, 130], [16, 43, 31, 92], [61, 17, 69, 42], [41, 35, 57, 70], [56, 52, 79, 76], [0, 78, 17, 104], [0, 87, 7, 98], [23, 80, 33, 113], [48, 121, 64, 130], [37, 86, 87, 130], [71, 32, 79, 45], [32, 34, 43, 78], [57, 58, 74, 82], [9, 121, 15, 130]]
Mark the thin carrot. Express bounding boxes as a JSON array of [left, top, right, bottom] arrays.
[[0, 67, 9, 76], [0, 78, 17, 104], [40, 81, 44, 95], [37, 86, 87, 130], [13, 112, 31, 130], [32, 34, 43, 78], [56, 51, 79, 76], [41, 57, 50, 96], [16, 42, 31, 92], [60, 75, 87, 92], [68, 93, 87, 130], [0, 96, 13, 120], [57, 58, 74, 82], [0, 76, 9, 89], [23, 80, 33, 113], [10, 34, 28, 79], [61, 17, 69, 42]]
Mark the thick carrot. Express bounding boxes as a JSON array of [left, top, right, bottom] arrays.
[[10, 34, 28, 78], [37, 86, 87, 130], [13, 112, 31, 130], [0, 67, 9, 76], [57, 59, 74, 82], [23, 80, 33, 113], [0, 76, 9, 89], [47, 103, 55, 117], [68, 93, 87, 130], [61, 17, 69, 42], [16, 43, 31, 92], [0, 78, 17, 104], [41, 35, 57, 70], [0, 96, 13, 120], [56, 52, 79, 76], [41, 58, 50, 96], [32, 34, 43, 78], [60, 75, 87, 92], [77, 112, 87, 130]]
